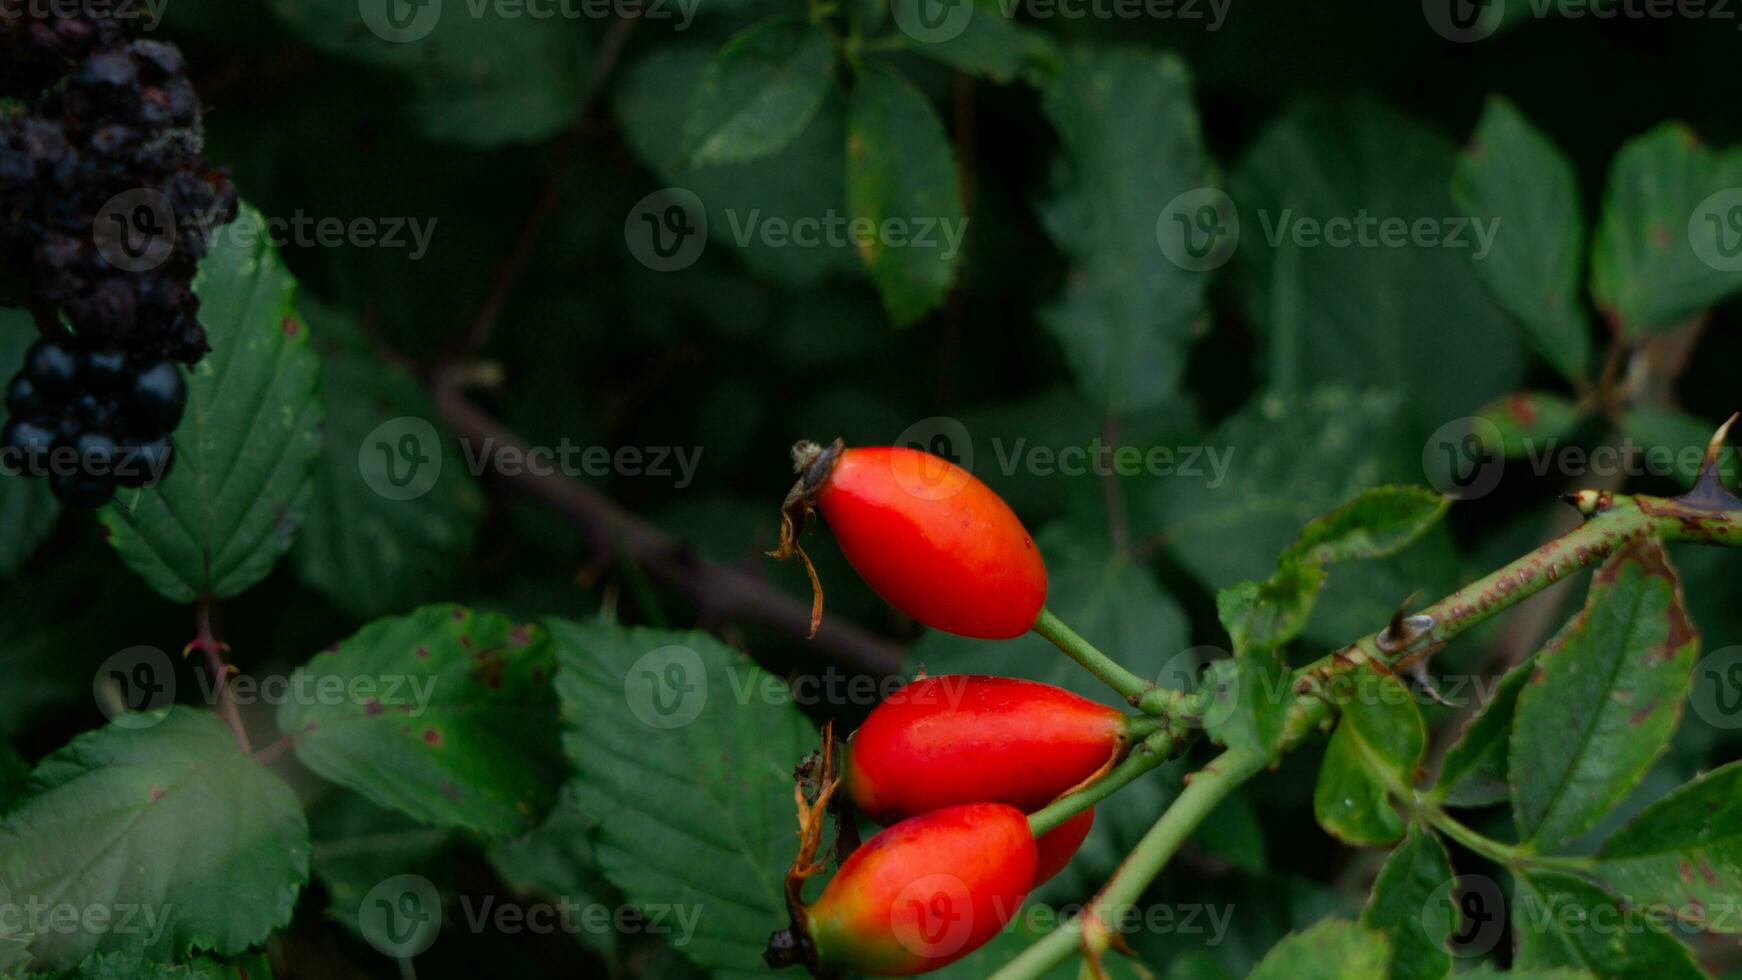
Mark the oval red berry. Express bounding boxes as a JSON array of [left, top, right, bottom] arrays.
[[815, 446, 1047, 639], [845, 675, 1126, 823], [805, 802, 1036, 976]]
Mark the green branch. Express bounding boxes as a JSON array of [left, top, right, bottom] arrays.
[[993, 489, 1742, 979]]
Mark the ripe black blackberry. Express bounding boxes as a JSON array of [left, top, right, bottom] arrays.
[[2, 335, 183, 506], [0, 7, 232, 506]]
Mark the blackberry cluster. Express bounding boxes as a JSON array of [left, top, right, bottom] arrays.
[[2, 336, 182, 506], [0, 6, 234, 506]]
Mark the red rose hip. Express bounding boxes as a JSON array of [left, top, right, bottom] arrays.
[[775, 440, 1048, 639], [844, 675, 1128, 823], [769, 802, 1038, 976]]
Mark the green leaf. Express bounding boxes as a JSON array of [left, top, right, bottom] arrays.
[[894, 0, 1056, 84], [487, 789, 619, 955], [845, 63, 966, 325], [1510, 538, 1701, 851], [266, 0, 589, 146], [1313, 673, 1426, 846], [279, 605, 561, 837], [1590, 122, 1742, 336], [0, 310, 60, 574], [1360, 826, 1454, 980], [684, 19, 835, 166], [1245, 918, 1390, 980], [1475, 393, 1588, 460], [1153, 387, 1415, 592], [40, 951, 275, 979], [307, 792, 451, 941], [0, 743, 24, 812], [1461, 967, 1594, 980], [1200, 653, 1292, 766], [1512, 870, 1703, 979], [1452, 97, 1593, 381], [1431, 654, 1535, 808], [1216, 564, 1322, 659], [0, 709, 308, 968], [1284, 486, 1450, 567], [1232, 99, 1523, 429], [553, 621, 814, 976], [100, 204, 323, 603], [291, 299, 484, 618], [1037, 46, 1215, 414], [616, 44, 858, 285], [1595, 758, 1742, 933]]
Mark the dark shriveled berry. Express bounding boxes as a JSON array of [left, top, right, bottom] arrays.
[[4, 374, 42, 416]]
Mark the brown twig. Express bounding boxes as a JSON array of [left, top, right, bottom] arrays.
[[429, 370, 905, 677]]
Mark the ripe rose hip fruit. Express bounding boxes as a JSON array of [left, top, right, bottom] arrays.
[[1035, 809, 1095, 884], [845, 675, 1128, 823], [775, 439, 1047, 639], [767, 802, 1036, 976]]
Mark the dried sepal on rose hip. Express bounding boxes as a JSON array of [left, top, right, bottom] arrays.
[[770, 439, 1048, 639]]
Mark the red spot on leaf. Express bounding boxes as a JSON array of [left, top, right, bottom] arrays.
[[282, 317, 300, 336], [423, 729, 442, 746], [416, 645, 430, 659], [1679, 861, 1695, 884], [150, 788, 165, 802], [509, 626, 532, 646], [1508, 394, 1537, 426], [364, 699, 383, 717]]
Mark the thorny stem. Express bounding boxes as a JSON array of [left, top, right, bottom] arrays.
[[190, 596, 249, 752], [993, 479, 1742, 979]]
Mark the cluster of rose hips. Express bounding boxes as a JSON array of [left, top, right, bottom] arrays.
[[0, 6, 232, 506], [767, 442, 1143, 976]]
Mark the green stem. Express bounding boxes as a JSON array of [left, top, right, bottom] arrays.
[[1418, 803, 1595, 872], [993, 490, 1742, 979], [996, 748, 1268, 979], [1031, 607, 1156, 706], [1027, 729, 1188, 836]]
